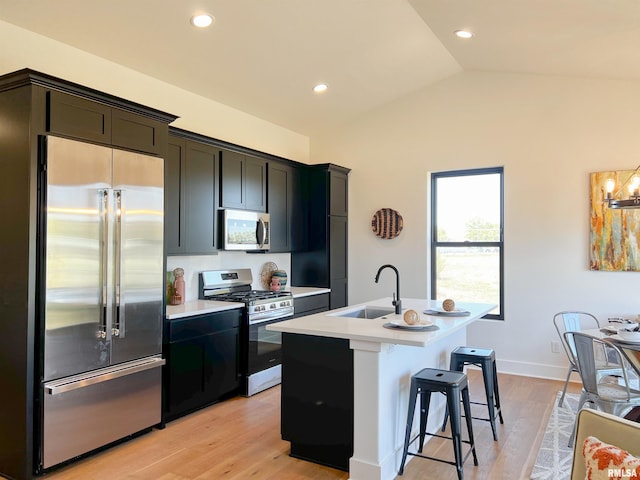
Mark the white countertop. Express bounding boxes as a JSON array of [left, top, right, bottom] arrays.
[[289, 286, 331, 298], [166, 300, 244, 320], [267, 298, 496, 347], [166, 287, 330, 319]]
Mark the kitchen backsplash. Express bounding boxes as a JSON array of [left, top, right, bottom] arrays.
[[167, 252, 292, 302]]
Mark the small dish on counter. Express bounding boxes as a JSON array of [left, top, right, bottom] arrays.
[[383, 321, 439, 332], [424, 308, 470, 317]]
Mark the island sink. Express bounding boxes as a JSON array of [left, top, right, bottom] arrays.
[[328, 305, 395, 319]]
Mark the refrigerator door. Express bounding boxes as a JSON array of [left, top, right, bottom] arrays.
[[42, 355, 165, 468], [44, 137, 113, 381], [110, 149, 164, 364]]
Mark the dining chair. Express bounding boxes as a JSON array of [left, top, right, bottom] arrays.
[[563, 331, 640, 447], [553, 311, 621, 407]]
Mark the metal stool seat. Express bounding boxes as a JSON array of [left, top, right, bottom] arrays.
[[399, 368, 478, 480], [441, 346, 504, 441]]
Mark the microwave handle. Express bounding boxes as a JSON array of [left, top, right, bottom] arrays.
[[257, 218, 266, 248]]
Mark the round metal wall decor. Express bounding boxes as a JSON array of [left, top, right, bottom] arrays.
[[371, 208, 403, 239]]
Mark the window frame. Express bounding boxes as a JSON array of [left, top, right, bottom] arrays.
[[430, 166, 504, 320]]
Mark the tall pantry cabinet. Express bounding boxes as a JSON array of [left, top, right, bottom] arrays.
[[292, 164, 350, 309], [0, 69, 175, 480]]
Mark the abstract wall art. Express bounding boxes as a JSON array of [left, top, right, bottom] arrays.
[[590, 170, 640, 271]]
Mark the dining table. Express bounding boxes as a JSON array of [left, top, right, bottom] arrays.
[[583, 327, 640, 377]]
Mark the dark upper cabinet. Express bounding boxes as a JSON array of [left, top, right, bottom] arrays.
[[165, 139, 186, 254], [166, 133, 218, 255], [330, 171, 348, 217], [185, 142, 218, 254], [291, 164, 350, 309], [47, 89, 167, 155], [220, 148, 267, 212], [268, 161, 304, 252], [47, 90, 111, 143]]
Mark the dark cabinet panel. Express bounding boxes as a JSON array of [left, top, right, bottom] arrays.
[[165, 134, 218, 255], [293, 293, 329, 318], [220, 149, 267, 212], [112, 109, 166, 155], [245, 156, 267, 211], [47, 90, 111, 144], [165, 309, 241, 421], [165, 139, 186, 254], [185, 142, 218, 254], [48, 89, 167, 155], [220, 149, 244, 209], [268, 162, 293, 252], [281, 333, 353, 471], [291, 165, 350, 309], [330, 171, 348, 217]]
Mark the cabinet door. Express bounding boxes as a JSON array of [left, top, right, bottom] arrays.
[[245, 156, 267, 212], [220, 149, 245, 209], [167, 338, 206, 418], [268, 162, 293, 252], [165, 137, 186, 254], [47, 90, 111, 144], [112, 108, 167, 155], [281, 334, 353, 471], [329, 170, 348, 217], [185, 141, 217, 254], [203, 328, 240, 400], [329, 216, 348, 309]]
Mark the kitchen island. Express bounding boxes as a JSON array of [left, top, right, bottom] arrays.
[[267, 298, 495, 480]]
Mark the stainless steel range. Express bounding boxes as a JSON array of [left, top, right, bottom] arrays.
[[199, 269, 293, 396]]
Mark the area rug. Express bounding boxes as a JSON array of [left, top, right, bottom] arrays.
[[530, 392, 580, 480]]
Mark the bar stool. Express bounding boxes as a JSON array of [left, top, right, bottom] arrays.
[[398, 368, 477, 480], [441, 346, 504, 441]]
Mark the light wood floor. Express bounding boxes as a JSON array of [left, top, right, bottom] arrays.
[[31, 370, 580, 480]]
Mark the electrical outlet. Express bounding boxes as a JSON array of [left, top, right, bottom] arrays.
[[551, 341, 562, 353]]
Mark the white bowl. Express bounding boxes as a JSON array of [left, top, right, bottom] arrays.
[[618, 328, 640, 342]]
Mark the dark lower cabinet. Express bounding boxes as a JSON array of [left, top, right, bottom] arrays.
[[281, 333, 353, 471], [292, 293, 329, 318], [165, 309, 241, 421]]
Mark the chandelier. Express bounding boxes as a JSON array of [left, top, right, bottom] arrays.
[[605, 166, 640, 209]]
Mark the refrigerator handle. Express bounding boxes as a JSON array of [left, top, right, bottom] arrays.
[[113, 190, 124, 338], [44, 356, 166, 395], [99, 189, 109, 339]]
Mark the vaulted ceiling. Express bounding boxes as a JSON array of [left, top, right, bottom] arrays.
[[1, 0, 639, 136]]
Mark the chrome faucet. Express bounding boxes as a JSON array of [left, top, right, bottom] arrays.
[[374, 264, 402, 314]]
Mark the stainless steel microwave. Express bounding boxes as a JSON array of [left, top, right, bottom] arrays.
[[221, 209, 270, 251]]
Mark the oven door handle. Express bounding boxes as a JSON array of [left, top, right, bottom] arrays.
[[249, 311, 294, 325]]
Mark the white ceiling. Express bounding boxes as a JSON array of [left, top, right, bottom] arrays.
[[1, 0, 639, 137]]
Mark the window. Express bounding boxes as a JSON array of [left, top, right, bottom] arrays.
[[430, 167, 504, 320]]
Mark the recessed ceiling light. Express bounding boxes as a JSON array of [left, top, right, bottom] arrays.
[[313, 83, 328, 94], [454, 29, 473, 39], [191, 13, 214, 28]]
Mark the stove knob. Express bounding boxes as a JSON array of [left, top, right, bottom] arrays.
[[270, 304, 276, 309]]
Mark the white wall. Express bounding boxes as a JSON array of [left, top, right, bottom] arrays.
[[167, 252, 291, 302], [0, 20, 309, 162], [311, 70, 640, 380]]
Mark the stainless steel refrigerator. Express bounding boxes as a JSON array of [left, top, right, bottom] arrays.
[[39, 136, 165, 469]]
